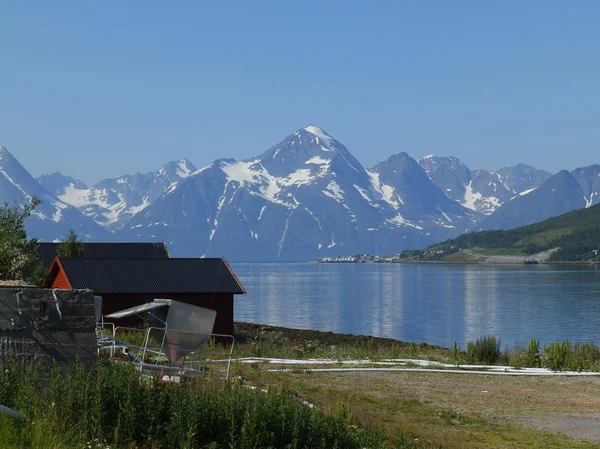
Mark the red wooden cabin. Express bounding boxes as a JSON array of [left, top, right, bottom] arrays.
[[44, 257, 246, 335]]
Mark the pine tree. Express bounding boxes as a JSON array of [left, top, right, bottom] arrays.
[[57, 229, 86, 258]]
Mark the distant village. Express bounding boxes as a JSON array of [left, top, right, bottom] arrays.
[[316, 253, 405, 263]]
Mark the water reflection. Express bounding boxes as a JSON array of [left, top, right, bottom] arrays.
[[233, 263, 600, 348]]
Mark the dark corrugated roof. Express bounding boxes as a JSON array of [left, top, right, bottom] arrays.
[[56, 258, 245, 295], [38, 242, 169, 270]]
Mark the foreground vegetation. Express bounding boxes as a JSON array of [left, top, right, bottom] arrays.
[[3, 325, 600, 448], [0, 361, 405, 449], [398, 203, 600, 262]]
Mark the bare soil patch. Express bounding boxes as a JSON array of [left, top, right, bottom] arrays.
[[304, 371, 600, 444]]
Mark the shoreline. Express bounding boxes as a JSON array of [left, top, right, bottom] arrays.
[[235, 321, 447, 349], [314, 259, 600, 265]]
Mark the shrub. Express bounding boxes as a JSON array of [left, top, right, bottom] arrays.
[[543, 341, 571, 371], [467, 335, 501, 365], [466, 341, 475, 364], [525, 339, 541, 368]]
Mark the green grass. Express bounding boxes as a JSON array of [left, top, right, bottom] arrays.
[[238, 367, 599, 449], [0, 360, 426, 449], [232, 325, 453, 363], [4, 326, 600, 449], [512, 227, 575, 249]]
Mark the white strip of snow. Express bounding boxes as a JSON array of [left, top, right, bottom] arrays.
[[268, 367, 600, 376], [513, 186, 538, 199], [214, 357, 600, 376], [353, 184, 372, 203], [277, 212, 292, 259], [304, 207, 323, 230], [0, 171, 32, 199], [387, 213, 423, 230], [258, 205, 266, 220], [585, 192, 597, 208]]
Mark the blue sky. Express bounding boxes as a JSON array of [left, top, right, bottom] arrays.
[[1, 1, 599, 185]]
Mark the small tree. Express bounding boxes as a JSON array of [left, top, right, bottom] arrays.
[[0, 197, 42, 280], [57, 229, 86, 258]]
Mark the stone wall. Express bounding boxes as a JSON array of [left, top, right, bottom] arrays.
[[0, 287, 97, 371]]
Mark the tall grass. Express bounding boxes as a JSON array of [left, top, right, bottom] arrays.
[[460, 337, 600, 372], [0, 360, 398, 449], [465, 335, 501, 365], [542, 341, 600, 372], [233, 327, 450, 363]]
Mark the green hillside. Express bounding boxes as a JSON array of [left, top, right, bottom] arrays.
[[402, 204, 600, 262]]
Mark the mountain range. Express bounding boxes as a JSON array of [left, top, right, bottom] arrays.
[[1, 126, 599, 261]]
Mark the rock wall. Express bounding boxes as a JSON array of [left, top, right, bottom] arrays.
[[0, 287, 97, 371]]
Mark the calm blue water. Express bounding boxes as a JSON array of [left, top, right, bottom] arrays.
[[232, 263, 600, 348]]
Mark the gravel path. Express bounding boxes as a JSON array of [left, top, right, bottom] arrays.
[[512, 414, 600, 443]]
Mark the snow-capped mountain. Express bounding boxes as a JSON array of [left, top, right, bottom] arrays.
[[476, 165, 600, 231], [571, 165, 600, 208], [477, 170, 587, 231], [7, 126, 599, 258], [0, 146, 107, 241], [118, 126, 480, 260], [419, 156, 552, 215], [38, 159, 196, 229], [496, 164, 553, 194]]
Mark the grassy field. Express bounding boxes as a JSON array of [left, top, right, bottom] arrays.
[[237, 367, 600, 449], [230, 324, 600, 448], [3, 324, 600, 448]]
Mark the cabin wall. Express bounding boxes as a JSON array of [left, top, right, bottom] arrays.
[[51, 268, 72, 289]]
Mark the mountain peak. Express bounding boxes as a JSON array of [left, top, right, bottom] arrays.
[[303, 125, 331, 139], [159, 158, 197, 178], [37, 171, 88, 191], [0, 145, 15, 159], [299, 125, 338, 150]]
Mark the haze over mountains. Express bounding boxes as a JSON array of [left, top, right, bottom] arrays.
[[2, 126, 599, 261]]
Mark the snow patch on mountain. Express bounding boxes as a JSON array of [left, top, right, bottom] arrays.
[[323, 181, 345, 203], [387, 213, 424, 230], [305, 156, 329, 165], [367, 170, 401, 208], [175, 160, 192, 177], [221, 157, 330, 208], [462, 182, 481, 210], [41, 159, 197, 229]]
